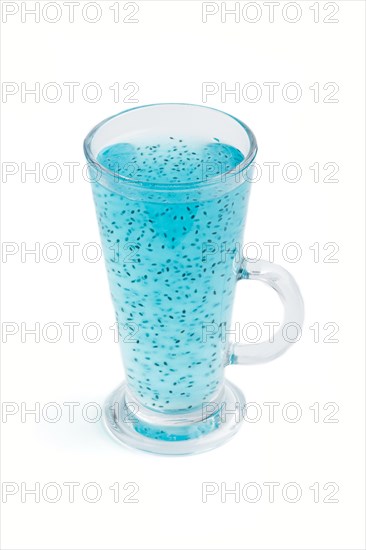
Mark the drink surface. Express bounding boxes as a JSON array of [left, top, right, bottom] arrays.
[[92, 139, 250, 413]]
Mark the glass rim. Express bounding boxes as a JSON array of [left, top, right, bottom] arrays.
[[83, 103, 258, 189]]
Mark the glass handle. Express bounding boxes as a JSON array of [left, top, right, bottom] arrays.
[[228, 259, 304, 365]]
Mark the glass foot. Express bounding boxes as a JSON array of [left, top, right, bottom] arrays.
[[103, 380, 246, 455]]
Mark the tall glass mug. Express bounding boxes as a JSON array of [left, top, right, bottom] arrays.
[[84, 104, 304, 455]]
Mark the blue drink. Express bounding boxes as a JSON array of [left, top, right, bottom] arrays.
[[91, 138, 250, 413], [83, 104, 305, 454]]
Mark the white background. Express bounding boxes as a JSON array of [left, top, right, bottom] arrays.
[[1, 1, 365, 549]]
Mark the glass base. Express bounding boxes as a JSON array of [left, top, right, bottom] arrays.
[[103, 380, 246, 455]]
